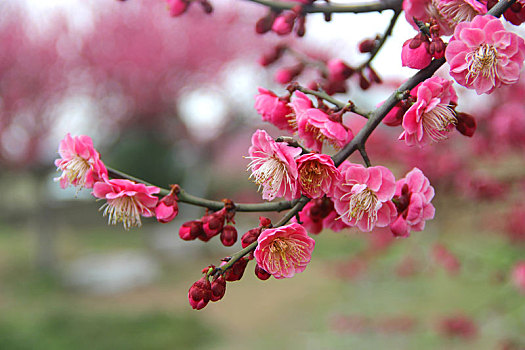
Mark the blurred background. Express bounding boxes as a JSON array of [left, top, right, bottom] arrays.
[[0, 0, 524, 349]]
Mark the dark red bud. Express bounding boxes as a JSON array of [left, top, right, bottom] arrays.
[[259, 216, 272, 227], [223, 257, 249, 282], [358, 72, 371, 90], [210, 276, 226, 302], [241, 228, 261, 248], [188, 277, 212, 310], [199, 0, 213, 14], [409, 38, 422, 49], [455, 112, 476, 137], [295, 15, 306, 37], [255, 264, 272, 280], [255, 12, 277, 34], [220, 225, 238, 247], [359, 39, 376, 53]]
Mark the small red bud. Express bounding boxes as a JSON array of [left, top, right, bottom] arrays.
[[255, 11, 277, 34], [199, 0, 213, 14], [259, 216, 272, 227], [223, 257, 249, 282], [179, 220, 204, 241], [210, 276, 226, 302], [188, 277, 212, 310], [359, 38, 376, 53], [241, 228, 261, 248], [255, 264, 272, 280], [358, 72, 371, 90], [220, 225, 238, 247], [455, 112, 476, 137]]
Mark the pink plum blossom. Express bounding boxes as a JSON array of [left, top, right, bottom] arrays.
[[292, 91, 353, 152], [254, 88, 295, 133], [55, 133, 108, 190], [155, 191, 179, 224], [437, 0, 487, 27], [247, 129, 301, 201], [403, 0, 454, 35], [92, 179, 160, 230], [296, 153, 341, 198], [254, 222, 315, 279], [445, 15, 525, 95], [511, 261, 525, 294], [333, 162, 397, 232], [400, 76, 458, 147], [390, 168, 435, 237]]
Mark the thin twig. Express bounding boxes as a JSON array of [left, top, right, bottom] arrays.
[[244, 0, 403, 14]]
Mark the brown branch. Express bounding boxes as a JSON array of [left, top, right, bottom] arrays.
[[244, 0, 403, 14]]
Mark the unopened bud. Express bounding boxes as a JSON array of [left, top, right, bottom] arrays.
[[210, 276, 226, 302], [179, 220, 204, 241], [358, 72, 371, 90], [199, 0, 213, 14], [220, 225, 238, 247], [242, 228, 261, 248], [188, 277, 212, 310], [255, 11, 277, 34], [223, 257, 249, 282], [255, 264, 272, 280], [359, 38, 376, 53], [272, 12, 296, 35], [455, 112, 476, 137]]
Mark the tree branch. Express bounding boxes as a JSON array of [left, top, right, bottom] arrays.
[[244, 0, 403, 14]]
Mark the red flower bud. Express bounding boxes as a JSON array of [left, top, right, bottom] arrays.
[[241, 228, 261, 248], [259, 216, 272, 228], [359, 38, 376, 53], [255, 11, 277, 34], [188, 277, 212, 310], [455, 112, 476, 137], [155, 192, 179, 223], [223, 257, 249, 282], [179, 220, 205, 241], [210, 276, 226, 302], [220, 225, 238, 247], [255, 264, 272, 280]]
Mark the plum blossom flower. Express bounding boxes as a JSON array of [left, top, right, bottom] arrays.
[[254, 223, 315, 279], [54, 133, 108, 190], [400, 77, 458, 147], [333, 162, 397, 232], [401, 38, 432, 70], [247, 129, 301, 201], [390, 168, 435, 237], [291, 91, 353, 152], [92, 179, 160, 230], [296, 153, 340, 199], [437, 0, 487, 27], [446, 15, 525, 95], [254, 88, 295, 133], [403, 0, 454, 35]]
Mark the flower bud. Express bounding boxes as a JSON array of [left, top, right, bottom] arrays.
[[255, 264, 272, 280], [188, 277, 212, 310], [275, 64, 303, 84], [210, 276, 227, 302], [223, 257, 249, 282], [199, 0, 213, 14], [255, 11, 277, 34], [241, 227, 261, 248], [401, 39, 432, 69], [166, 0, 189, 17], [220, 225, 238, 247], [272, 12, 296, 35], [202, 209, 226, 240], [327, 59, 354, 82], [455, 112, 476, 137], [259, 216, 272, 228], [179, 220, 204, 241], [358, 71, 371, 90], [359, 38, 376, 53], [155, 192, 179, 223]]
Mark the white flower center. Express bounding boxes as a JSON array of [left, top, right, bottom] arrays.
[[100, 196, 143, 230], [422, 103, 457, 142], [64, 156, 91, 187], [340, 186, 379, 226], [248, 155, 292, 198], [266, 237, 309, 271], [466, 44, 499, 85], [439, 0, 481, 24]]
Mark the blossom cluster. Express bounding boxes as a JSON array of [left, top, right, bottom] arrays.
[[55, 133, 179, 230]]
